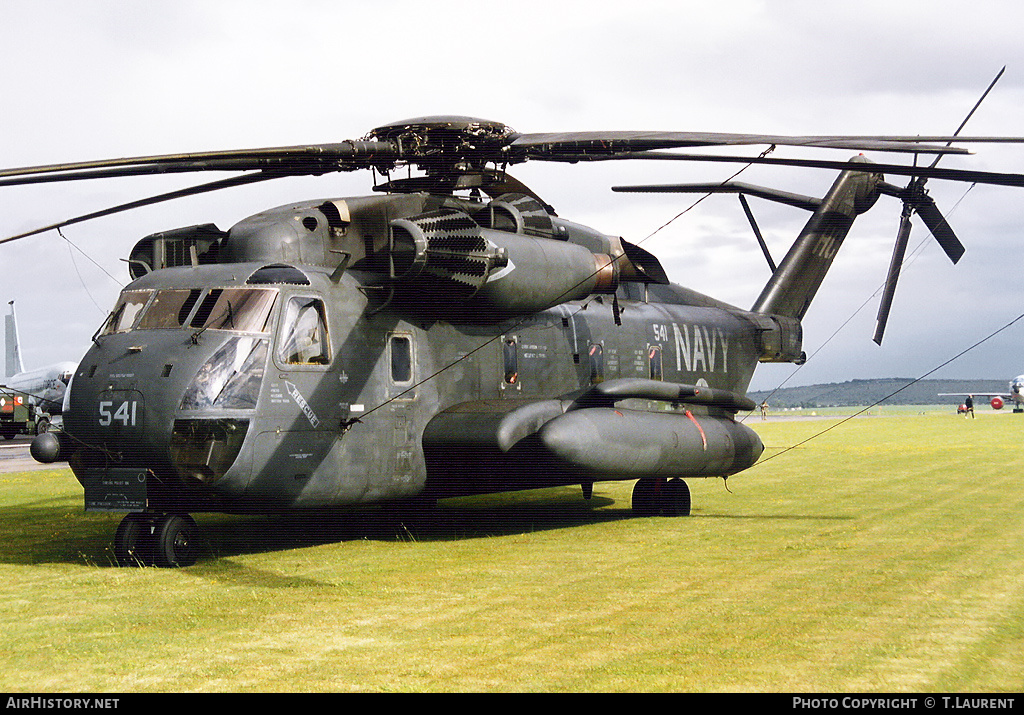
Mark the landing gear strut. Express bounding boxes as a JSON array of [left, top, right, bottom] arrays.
[[631, 477, 691, 517], [113, 512, 200, 567]]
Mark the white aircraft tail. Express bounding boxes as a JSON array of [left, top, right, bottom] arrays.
[[5, 301, 25, 378]]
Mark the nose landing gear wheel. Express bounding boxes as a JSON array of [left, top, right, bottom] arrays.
[[113, 512, 150, 566], [113, 512, 199, 567], [153, 514, 199, 568]]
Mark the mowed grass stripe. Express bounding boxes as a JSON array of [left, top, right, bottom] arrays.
[[745, 415, 1024, 691], [0, 410, 1022, 691]]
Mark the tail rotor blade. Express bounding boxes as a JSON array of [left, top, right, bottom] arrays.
[[914, 196, 965, 264], [873, 208, 914, 345]]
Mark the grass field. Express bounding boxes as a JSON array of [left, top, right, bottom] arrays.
[[1, 408, 1023, 692]]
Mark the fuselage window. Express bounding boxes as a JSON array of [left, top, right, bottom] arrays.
[[503, 337, 518, 385], [589, 343, 604, 385], [277, 296, 330, 365], [649, 345, 663, 381], [391, 335, 413, 384]]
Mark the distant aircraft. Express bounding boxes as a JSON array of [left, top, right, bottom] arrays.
[[3, 301, 77, 414], [939, 376, 1024, 413]]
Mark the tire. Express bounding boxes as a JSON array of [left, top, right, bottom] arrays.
[[114, 513, 150, 567], [660, 478, 691, 517], [35, 418, 50, 435], [152, 514, 199, 568], [631, 478, 662, 517]]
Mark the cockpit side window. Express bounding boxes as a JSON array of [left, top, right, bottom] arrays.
[[100, 290, 152, 336], [277, 297, 330, 365]]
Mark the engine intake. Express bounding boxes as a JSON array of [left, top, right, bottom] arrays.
[[390, 209, 508, 298], [388, 208, 624, 321]]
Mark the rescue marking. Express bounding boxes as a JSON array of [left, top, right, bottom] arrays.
[[285, 381, 321, 428]]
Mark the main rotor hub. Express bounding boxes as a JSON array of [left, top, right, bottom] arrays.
[[367, 116, 517, 171]]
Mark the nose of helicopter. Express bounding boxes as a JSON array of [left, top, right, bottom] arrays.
[[64, 330, 261, 498]]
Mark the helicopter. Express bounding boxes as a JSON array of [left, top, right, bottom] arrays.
[[4, 113, 1024, 568]]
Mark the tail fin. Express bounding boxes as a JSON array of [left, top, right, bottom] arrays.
[[5, 301, 25, 378], [751, 156, 883, 318]]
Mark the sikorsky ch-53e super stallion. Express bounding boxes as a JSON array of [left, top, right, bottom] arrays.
[[4, 111, 1024, 567]]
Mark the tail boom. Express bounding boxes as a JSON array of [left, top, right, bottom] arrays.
[[752, 156, 882, 319]]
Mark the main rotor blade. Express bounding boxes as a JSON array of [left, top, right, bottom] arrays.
[[3, 128, 1023, 188], [913, 196, 965, 263], [0, 160, 245, 187], [928, 66, 1005, 170], [605, 151, 1024, 189], [0, 141, 397, 186], [874, 208, 914, 345], [0, 171, 280, 245], [511, 131, 979, 158]]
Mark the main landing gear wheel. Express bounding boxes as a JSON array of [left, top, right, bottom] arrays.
[[631, 478, 660, 516], [631, 477, 691, 517], [661, 478, 691, 517], [113, 512, 199, 567], [152, 514, 199, 568]]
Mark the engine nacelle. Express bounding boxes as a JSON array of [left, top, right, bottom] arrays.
[[389, 209, 620, 321], [991, 396, 1004, 410]]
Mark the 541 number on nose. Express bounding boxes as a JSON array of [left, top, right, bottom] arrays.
[[98, 400, 139, 427]]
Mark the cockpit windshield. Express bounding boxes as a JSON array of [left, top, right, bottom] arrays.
[[190, 288, 276, 333], [100, 290, 152, 335], [100, 287, 277, 336], [136, 289, 202, 330]]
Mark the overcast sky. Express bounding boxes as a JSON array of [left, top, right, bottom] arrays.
[[2, 0, 1023, 392]]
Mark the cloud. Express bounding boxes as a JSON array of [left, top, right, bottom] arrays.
[[2, 1, 1023, 387]]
